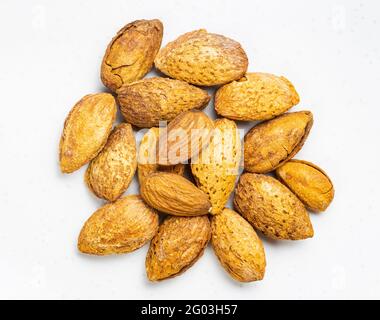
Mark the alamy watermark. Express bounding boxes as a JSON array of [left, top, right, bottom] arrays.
[[137, 120, 244, 176]]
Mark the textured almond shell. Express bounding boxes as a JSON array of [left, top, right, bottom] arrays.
[[85, 123, 137, 202], [117, 77, 210, 128], [146, 215, 211, 281], [78, 195, 159, 255], [59, 93, 116, 173], [211, 208, 266, 282], [155, 29, 248, 86], [234, 173, 314, 240], [101, 19, 163, 92], [138, 127, 185, 184], [276, 160, 335, 212], [215, 73, 300, 121], [140, 172, 211, 216], [157, 110, 214, 166], [244, 111, 313, 173], [191, 118, 241, 214]]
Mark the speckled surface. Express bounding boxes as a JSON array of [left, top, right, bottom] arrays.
[[85, 123, 137, 202], [234, 173, 314, 240], [78, 195, 159, 255], [118, 77, 210, 127], [59, 93, 117, 173], [211, 208, 266, 282], [215, 73, 300, 121], [155, 29, 248, 86], [146, 215, 211, 281], [244, 111, 313, 173], [191, 118, 241, 214]]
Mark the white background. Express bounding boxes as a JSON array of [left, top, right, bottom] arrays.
[[0, 0, 379, 300]]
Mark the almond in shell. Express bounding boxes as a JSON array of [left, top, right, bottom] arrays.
[[138, 127, 185, 184], [276, 160, 335, 212], [191, 118, 241, 215], [59, 93, 116, 173], [146, 215, 211, 281], [78, 195, 159, 255], [234, 173, 313, 240], [118, 77, 210, 128], [140, 172, 211, 216], [101, 19, 163, 92], [154, 29, 248, 86], [211, 208, 266, 282], [244, 111, 313, 173], [215, 72, 300, 121], [157, 110, 214, 166], [85, 123, 137, 202]]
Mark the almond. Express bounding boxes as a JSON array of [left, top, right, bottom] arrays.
[[101, 19, 163, 92], [146, 215, 211, 281], [138, 127, 185, 184], [140, 172, 211, 216], [155, 29, 248, 86], [211, 208, 266, 282], [78, 195, 159, 255], [234, 173, 313, 240], [276, 160, 335, 212], [191, 118, 241, 214], [215, 73, 300, 121], [157, 110, 214, 166], [85, 123, 137, 202], [59, 93, 116, 173], [244, 111, 313, 173], [117, 77, 210, 128]]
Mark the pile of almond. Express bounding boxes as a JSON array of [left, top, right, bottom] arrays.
[[59, 19, 334, 282]]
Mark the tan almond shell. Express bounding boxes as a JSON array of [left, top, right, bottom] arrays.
[[117, 77, 210, 128], [146, 215, 211, 281], [140, 172, 211, 216], [244, 111, 313, 174], [157, 110, 214, 166], [78, 195, 159, 255], [154, 29, 248, 86], [85, 123, 137, 202], [138, 127, 185, 184], [215, 73, 300, 121], [101, 19, 163, 92], [59, 93, 116, 173], [276, 160, 335, 212], [191, 119, 241, 215], [211, 208, 266, 282], [234, 173, 314, 240]]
